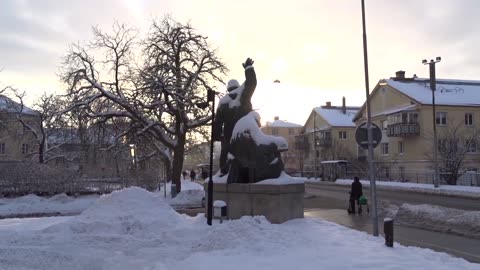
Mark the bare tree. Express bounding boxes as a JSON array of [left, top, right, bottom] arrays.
[[10, 90, 75, 163], [61, 17, 227, 191], [426, 121, 480, 185]]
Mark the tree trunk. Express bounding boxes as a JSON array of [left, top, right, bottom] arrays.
[[39, 141, 45, 164], [171, 134, 186, 192]]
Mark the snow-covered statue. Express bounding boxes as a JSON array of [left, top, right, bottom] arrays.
[[213, 58, 287, 183], [227, 111, 287, 183], [213, 58, 256, 176]]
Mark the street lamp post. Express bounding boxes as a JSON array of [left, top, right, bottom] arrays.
[[360, 0, 379, 236], [197, 89, 217, 225], [422, 57, 441, 188]]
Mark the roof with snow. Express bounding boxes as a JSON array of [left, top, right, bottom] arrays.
[[0, 95, 37, 115], [386, 78, 480, 106], [314, 107, 359, 127], [265, 119, 302, 128]]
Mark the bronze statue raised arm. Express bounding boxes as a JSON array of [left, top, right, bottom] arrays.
[[214, 58, 257, 176]]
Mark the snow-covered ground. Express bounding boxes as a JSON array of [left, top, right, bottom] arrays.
[[335, 179, 480, 198], [0, 187, 478, 270]]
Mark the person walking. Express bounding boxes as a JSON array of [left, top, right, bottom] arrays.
[[182, 170, 187, 181], [190, 169, 196, 182], [349, 176, 363, 214]]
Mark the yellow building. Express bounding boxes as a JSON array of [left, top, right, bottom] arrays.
[[0, 95, 39, 162], [354, 71, 480, 185], [261, 116, 303, 173], [297, 98, 360, 178]]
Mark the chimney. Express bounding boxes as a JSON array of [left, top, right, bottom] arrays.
[[342, 97, 346, 114], [395, 70, 406, 80], [274, 116, 279, 121], [326, 101, 331, 107]]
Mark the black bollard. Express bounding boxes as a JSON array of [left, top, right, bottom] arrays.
[[384, 218, 394, 247]]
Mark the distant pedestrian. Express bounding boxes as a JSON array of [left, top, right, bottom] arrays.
[[349, 176, 363, 214], [182, 171, 187, 180], [190, 169, 196, 182]]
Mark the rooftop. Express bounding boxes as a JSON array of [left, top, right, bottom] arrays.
[[265, 119, 302, 128], [385, 78, 480, 106], [313, 107, 359, 127], [0, 95, 37, 115]]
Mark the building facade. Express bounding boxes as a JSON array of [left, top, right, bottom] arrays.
[[261, 116, 303, 174], [296, 98, 360, 179], [0, 95, 39, 162], [353, 71, 480, 185]]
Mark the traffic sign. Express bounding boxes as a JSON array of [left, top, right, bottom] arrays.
[[355, 122, 382, 149]]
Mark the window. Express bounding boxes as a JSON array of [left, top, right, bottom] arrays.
[[316, 150, 320, 158], [465, 113, 473, 126], [21, 144, 29, 154], [466, 140, 477, 153], [381, 143, 389, 155], [398, 141, 404, 154], [288, 129, 295, 135], [436, 112, 447, 125], [382, 120, 388, 131], [339, 131, 347, 140], [0, 143, 5, 155], [272, 128, 278, 135]]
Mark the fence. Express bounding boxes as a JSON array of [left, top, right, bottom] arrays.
[[0, 162, 162, 197]]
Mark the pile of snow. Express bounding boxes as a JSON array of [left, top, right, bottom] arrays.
[[395, 203, 480, 239], [232, 111, 288, 150], [0, 187, 477, 269], [43, 187, 185, 236], [0, 193, 98, 217], [210, 171, 304, 185], [0, 180, 205, 218], [335, 179, 480, 198], [256, 172, 305, 185]]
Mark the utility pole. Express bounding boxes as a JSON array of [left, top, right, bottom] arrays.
[[422, 57, 441, 188], [361, 0, 379, 236], [314, 111, 317, 180], [207, 89, 216, 225]]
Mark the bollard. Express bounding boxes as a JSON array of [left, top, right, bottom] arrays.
[[384, 218, 394, 247], [171, 184, 177, 199], [213, 200, 227, 224]]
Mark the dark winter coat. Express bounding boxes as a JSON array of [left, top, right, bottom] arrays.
[[350, 180, 363, 199]]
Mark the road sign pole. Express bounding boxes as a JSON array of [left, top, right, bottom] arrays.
[[361, 0, 379, 236]]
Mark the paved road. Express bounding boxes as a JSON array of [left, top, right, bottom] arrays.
[[304, 182, 480, 264], [305, 182, 480, 211]]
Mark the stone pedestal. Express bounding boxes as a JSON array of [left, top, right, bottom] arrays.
[[205, 182, 304, 224]]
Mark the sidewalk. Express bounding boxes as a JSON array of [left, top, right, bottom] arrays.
[[302, 178, 480, 199], [305, 208, 480, 263]]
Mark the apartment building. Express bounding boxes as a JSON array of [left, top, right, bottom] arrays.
[[353, 71, 480, 185], [297, 98, 360, 178], [0, 95, 39, 162], [261, 116, 303, 173]]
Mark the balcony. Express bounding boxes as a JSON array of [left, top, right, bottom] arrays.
[[386, 123, 420, 137], [315, 137, 332, 147]]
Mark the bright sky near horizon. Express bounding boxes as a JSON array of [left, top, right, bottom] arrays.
[[2, 0, 480, 126]]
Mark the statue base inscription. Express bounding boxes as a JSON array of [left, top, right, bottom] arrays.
[[205, 182, 304, 224]]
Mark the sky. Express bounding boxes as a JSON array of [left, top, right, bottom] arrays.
[[2, 0, 480, 125], [0, 182, 479, 269]]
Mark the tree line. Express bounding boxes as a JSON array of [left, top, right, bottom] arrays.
[[1, 16, 227, 192]]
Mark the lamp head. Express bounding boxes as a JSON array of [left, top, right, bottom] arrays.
[[422, 59, 428, 64], [436, 56, 441, 62]]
